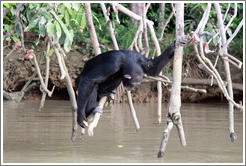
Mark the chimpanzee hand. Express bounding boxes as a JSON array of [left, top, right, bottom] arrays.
[[176, 35, 189, 47]]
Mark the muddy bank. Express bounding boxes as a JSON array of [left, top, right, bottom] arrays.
[[3, 43, 243, 103]]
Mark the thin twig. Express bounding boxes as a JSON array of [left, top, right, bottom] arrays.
[[3, 7, 10, 18], [15, 3, 26, 53], [159, 8, 175, 40], [3, 29, 15, 40], [101, 3, 119, 50], [4, 44, 18, 60]]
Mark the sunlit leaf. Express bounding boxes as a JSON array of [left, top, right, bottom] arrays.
[[35, 35, 40, 45], [64, 3, 71, 9], [39, 25, 46, 37], [3, 3, 10, 8], [24, 17, 40, 32], [40, 10, 53, 21], [55, 21, 62, 39], [227, 28, 232, 37], [46, 23, 56, 37], [72, 3, 80, 11], [46, 48, 54, 57], [81, 13, 86, 29], [64, 9, 70, 23], [39, 16, 46, 37]]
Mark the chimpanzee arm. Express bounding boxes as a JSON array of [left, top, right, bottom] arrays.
[[136, 42, 175, 76], [77, 78, 96, 127], [139, 37, 187, 76]]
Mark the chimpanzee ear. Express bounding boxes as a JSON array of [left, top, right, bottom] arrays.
[[124, 74, 131, 79]]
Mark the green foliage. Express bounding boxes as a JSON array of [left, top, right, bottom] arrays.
[[3, 2, 243, 61], [3, 3, 21, 44], [3, 3, 86, 53]]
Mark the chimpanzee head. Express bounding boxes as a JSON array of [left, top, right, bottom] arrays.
[[122, 65, 145, 91]]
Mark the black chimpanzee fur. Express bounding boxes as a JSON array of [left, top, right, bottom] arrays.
[[75, 38, 187, 128]]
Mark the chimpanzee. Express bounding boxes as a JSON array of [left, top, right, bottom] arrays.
[[75, 37, 187, 128]]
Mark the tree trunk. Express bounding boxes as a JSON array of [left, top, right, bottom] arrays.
[[214, 3, 237, 142], [158, 3, 165, 32], [130, 3, 144, 26], [158, 3, 186, 158]]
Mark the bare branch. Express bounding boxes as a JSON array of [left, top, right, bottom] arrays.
[[128, 22, 143, 50], [181, 85, 207, 93], [159, 7, 175, 40], [84, 3, 101, 55], [195, 3, 211, 34], [111, 3, 154, 26], [112, 3, 120, 24], [214, 3, 241, 142], [100, 3, 119, 50], [223, 19, 243, 51], [223, 3, 231, 22]]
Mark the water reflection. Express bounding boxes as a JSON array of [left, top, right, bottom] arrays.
[[2, 100, 243, 163]]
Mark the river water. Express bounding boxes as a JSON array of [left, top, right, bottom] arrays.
[[2, 100, 244, 164]]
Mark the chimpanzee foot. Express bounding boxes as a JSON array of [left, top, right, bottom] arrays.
[[78, 117, 88, 128], [93, 107, 103, 114]]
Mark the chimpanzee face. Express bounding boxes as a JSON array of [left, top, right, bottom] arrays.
[[122, 70, 144, 91]]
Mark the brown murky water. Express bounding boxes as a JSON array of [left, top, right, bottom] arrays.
[[2, 100, 244, 163]]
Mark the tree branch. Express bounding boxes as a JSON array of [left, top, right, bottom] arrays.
[[84, 3, 101, 55]]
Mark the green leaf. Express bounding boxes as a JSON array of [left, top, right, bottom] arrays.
[[35, 35, 40, 45], [46, 48, 54, 57], [29, 3, 34, 9], [15, 24, 21, 37], [46, 23, 56, 36], [40, 10, 53, 21], [39, 16, 46, 25], [64, 36, 73, 53], [64, 3, 71, 9], [64, 28, 74, 52], [72, 3, 80, 11], [69, 19, 79, 26], [39, 25, 46, 37], [4, 16, 12, 22], [81, 13, 86, 29], [3, 3, 10, 8], [50, 10, 74, 52], [24, 17, 40, 32], [55, 21, 62, 39], [11, 34, 21, 44], [39, 16, 46, 37], [64, 9, 70, 23]]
